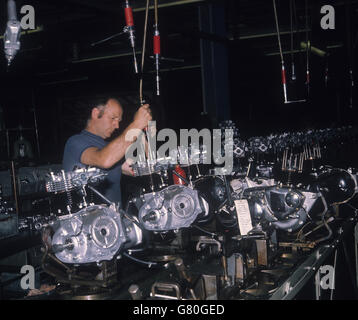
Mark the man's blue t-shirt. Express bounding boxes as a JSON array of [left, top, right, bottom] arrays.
[[62, 130, 122, 206]]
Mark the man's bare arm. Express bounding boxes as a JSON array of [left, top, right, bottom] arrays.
[[81, 105, 151, 169], [80, 125, 137, 168]]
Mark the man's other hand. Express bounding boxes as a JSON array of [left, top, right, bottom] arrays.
[[121, 159, 135, 176]]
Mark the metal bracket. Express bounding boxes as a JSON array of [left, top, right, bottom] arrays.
[[196, 237, 222, 253], [150, 282, 182, 300]]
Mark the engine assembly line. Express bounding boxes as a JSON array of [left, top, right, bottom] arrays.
[[0, 0, 357, 304]]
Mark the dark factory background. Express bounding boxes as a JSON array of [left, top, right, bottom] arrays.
[[0, 0, 357, 164]]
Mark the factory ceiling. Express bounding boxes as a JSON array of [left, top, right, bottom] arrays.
[[1, 0, 353, 83]]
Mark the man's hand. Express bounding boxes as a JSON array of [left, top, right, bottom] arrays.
[[121, 159, 135, 176], [133, 104, 152, 130]]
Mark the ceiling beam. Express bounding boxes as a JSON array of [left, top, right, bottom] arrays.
[[62, 0, 206, 16], [133, 0, 206, 12], [264, 44, 343, 56], [238, 28, 310, 41]]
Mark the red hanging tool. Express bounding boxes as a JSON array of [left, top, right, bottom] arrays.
[[273, 0, 306, 104], [153, 26, 160, 96], [153, 0, 161, 96], [124, 0, 138, 73]]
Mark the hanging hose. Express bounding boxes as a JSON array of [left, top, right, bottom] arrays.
[[272, 0, 284, 64], [289, 0, 296, 82], [304, 0, 310, 96], [273, 0, 287, 103], [138, 0, 151, 166], [139, 0, 150, 105], [273, 0, 306, 104]]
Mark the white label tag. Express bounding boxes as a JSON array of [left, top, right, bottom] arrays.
[[234, 199, 253, 236]]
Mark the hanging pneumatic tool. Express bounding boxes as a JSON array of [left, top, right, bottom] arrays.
[[273, 0, 306, 104], [153, 0, 161, 96], [138, 0, 156, 171], [124, 0, 139, 74], [289, 0, 296, 83], [139, 0, 163, 101], [90, 1, 138, 74], [4, 0, 21, 67], [142, 0, 184, 98]]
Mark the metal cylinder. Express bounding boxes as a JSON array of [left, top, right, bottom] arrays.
[[7, 0, 17, 21], [174, 258, 192, 282], [128, 284, 142, 300]]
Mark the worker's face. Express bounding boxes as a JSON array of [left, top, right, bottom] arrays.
[[95, 99, 123, 139]]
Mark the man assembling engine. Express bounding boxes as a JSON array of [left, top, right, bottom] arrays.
[[62, 97, 152, 208]]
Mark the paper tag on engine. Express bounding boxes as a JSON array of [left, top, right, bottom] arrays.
[[234, 199, 253, 236]]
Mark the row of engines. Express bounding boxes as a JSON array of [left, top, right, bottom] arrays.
[[41, 165, 358, 265]]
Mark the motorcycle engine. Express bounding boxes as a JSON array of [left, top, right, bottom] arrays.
[[51, 205, 142, 264], [242, 186, 319, 232], [138, 185, 206, 231]]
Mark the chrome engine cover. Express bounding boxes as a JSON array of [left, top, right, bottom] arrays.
[[52, 205, 142, 264], [317, 168, 357, 205], [138, 185, 204, 231], [243, 186, 319, 232]]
